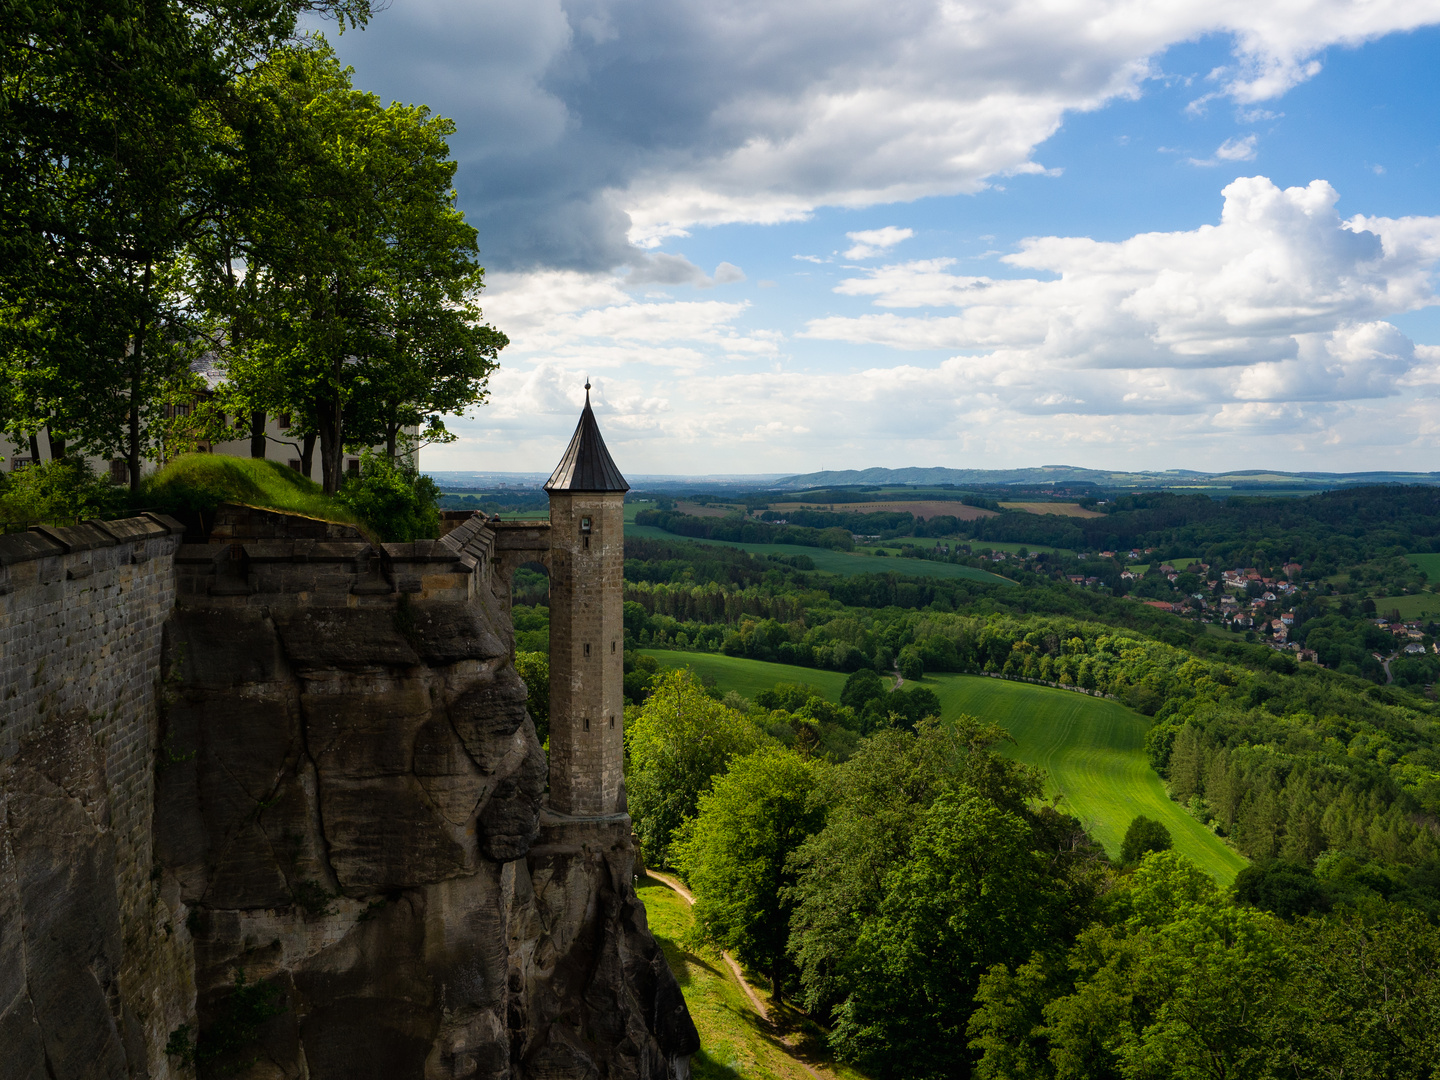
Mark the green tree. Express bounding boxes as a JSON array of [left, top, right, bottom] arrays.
[[0, 1, 371, 486], [216, 44, 502, 492], [833, 790, 1077, 1079], [841, 667, 886, 711], [788, 718, 1048, 1023], [514, 651, 548, 746], [1120, 816, 1172, 866], [672, 746, 827, 1001], [624, 667, 767, 867]]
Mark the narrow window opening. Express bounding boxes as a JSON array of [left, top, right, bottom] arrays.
[[583, 535, 589, 549], [611, 641, 616, 653], [609, 716, 614, 729], [584, 643, 591, 657], [580, 516, 592, 533], [584, 717, 590, 731]]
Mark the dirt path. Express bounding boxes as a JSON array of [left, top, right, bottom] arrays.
[[645, 870, 827, 1080]]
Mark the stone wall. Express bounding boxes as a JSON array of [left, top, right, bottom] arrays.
[[0, 515, 196, 1080]]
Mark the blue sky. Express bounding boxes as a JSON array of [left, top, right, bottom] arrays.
[[319, 2, 1440, 476]]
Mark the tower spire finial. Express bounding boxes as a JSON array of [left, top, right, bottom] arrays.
[[584, 377, 591, 397]]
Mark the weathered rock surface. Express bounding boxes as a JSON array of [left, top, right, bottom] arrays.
[[154, 510, 697, 1079]]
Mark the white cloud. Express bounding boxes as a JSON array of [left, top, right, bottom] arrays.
[[844, 226, 915, 260], [1216, 134, 1259, 161], [325, 0, 1440, 271], [803, 176, 1440, 417], [1189, 134, 1258, 166], [423, 177, 1440, 474]]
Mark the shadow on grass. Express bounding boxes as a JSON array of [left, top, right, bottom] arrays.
[[691, 1050, 744, 1080]]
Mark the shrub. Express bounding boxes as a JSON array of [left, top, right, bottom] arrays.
[[515, 651, 549, 745], [335, 450, 440, 541], [1121, 815, 1173, 865], [0, 458, 128, 527]]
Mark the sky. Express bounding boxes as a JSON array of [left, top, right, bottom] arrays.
[[315, 1, 1440, 477]]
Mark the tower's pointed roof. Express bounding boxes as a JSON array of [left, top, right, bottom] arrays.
[[545, 383, 630, 493]]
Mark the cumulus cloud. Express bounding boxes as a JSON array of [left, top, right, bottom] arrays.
[[428, 177, 1440, 474], [804, 177, 1440, 418], [844, 227, 915, 259], [1191, 133, 1259, 166], [324, 0, 1440, 273]]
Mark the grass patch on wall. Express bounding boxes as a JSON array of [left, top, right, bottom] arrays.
[[143, 454, 362, 526]]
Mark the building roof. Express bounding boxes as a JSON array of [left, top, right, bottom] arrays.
[[545, 384, 630, 493]]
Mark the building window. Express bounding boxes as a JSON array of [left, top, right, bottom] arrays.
[[584, 717, 590, 731], [279, 413, 292, 428], [288, 459, 302, 472], [346, 458, 360, 476], [109, 459, 128, 484], [11, 456, 34, 471], [611, 641, 616, 653], [584, 643, 590, 657], [609, 716, 614, 729], [580, 517, 591, 533]]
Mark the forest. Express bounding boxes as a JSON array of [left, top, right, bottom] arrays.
[[528, 501, 1440, 1079]]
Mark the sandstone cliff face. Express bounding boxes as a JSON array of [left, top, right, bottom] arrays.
[[154, 509, 697, 1079]]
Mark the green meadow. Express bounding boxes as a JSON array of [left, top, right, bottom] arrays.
[[641, 650, 850, 701], [642, 651, 1245, 884], [625, 522, 1016, 585], [1368, 593, 1440, 621], [1407, 552, 1440, 582]]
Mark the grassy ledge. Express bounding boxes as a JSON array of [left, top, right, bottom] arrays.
[[141, 454, 365, 531]]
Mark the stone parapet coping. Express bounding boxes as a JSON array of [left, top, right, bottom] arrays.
[[0, 513, 185, 567]]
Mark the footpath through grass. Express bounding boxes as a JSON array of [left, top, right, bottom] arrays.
[[639, 875, 867, 1080], [626, 522, 1016, 586], [641, 651, 1245, 884]]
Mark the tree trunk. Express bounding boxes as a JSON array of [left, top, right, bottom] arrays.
[[301, 432, 316, 479], [317, 394, 343, 494], [249, 411, 266, 457], [386, 419, 398, 463], [771, 966, 783, 1006], [127, 371, 142, 490], [27, 433, 39, 464], [45, 428, 65, 459]]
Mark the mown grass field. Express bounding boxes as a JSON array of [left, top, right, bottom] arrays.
[[625, 522, 1016, 585], [1369, 593, 1440, 621], [923, 675, 1245, 882], [1408, 552, 1440, 580], [641, 649, 850, 701], [639, 878, 868, 1080], [641, 651, 1245, 883]]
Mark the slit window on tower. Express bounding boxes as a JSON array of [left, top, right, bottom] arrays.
[[609, 716, 614, 729], [584, 642, 591, 657], [584, 717, 590, 731]]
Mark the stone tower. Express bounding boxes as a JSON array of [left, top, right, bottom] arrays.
[[544, 383, 630, 816]]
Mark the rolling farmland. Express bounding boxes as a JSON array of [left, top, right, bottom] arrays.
[[640, 651, 1245, 883], [625, 522, 1017, 585]]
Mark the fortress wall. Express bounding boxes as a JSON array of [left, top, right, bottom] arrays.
[[0, 514, 194, 1080], [0, 502, 694, 1080]]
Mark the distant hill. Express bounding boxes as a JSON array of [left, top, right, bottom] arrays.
[[771, 466, 1440, 493]]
